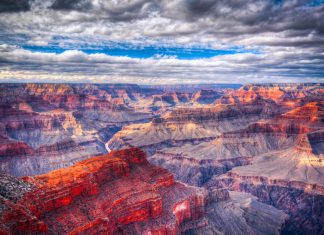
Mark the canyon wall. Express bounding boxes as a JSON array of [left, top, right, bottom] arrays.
[[0, 83, 232, 176], [0, 84, 155, 176], [108, 83, 324, 234]]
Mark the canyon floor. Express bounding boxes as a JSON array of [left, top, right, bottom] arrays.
[[0, 83, 323, 235]]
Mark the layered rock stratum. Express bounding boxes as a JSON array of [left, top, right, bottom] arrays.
[[0, 148, 202, 234], [108, 83, 324, 234], [0, 84, 156, 176], [0, 83, 230, 176]]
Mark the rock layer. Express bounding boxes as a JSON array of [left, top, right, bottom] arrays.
[[0, 84, 155, 176], [0, 148, 208, 235]]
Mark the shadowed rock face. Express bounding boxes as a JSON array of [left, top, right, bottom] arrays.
[[192, 89, 223, 104]]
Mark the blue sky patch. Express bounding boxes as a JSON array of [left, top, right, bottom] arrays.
[[306, 0, 324, 6], [22, 44, 256, 60]]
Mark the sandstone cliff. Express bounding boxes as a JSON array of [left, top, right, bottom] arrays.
[[0, 148, 209, 235]]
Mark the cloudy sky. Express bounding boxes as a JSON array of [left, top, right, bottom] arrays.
[[0, 0, 323, 84]]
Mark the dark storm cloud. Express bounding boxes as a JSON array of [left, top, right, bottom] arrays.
[[50, 0, 91, 11], [0, 0, 30, 13], [159, 0, 324, 37], [97, 0, 157, 22], [49, 0, 157, 21], [2, 0, 323, 38], [180, 0, 218, 18]]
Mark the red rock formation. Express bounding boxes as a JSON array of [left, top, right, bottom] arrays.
[[217, 83, 324, 105], [282, 101, 323, 122], [0, 148, 207, 235], [0, 135, 34, 157], [23, 83, 144, 110], [160, 99, 278, 123], [219, 101, 323, 146]]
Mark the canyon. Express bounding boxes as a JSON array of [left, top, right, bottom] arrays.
[[107, 83, 324, 234], [0, 83, 233, 176], [0, 83, 323, 234]]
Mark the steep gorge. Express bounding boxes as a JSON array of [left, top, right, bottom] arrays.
[[108, 83, 324, 234]]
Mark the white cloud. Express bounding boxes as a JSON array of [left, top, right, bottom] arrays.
[[0, 45, 323, 84]]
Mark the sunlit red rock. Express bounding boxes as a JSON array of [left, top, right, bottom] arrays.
[[217, 83, 324, 105], [0, 148, 208, 235]]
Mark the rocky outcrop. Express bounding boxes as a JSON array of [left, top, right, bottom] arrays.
[[0, 136, 34, 157], [192, 89, 223, 104], [215, 174, 324, 234], [193, 191, 288, 235], [0, 148, 208, 235], [217, 83, 324, 105], [150, 151, 252, 186], [152, 92, 192, 106], [210, 139, 324, 234], [164, 99, 279, 122], [1, 147, 285, 235]]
